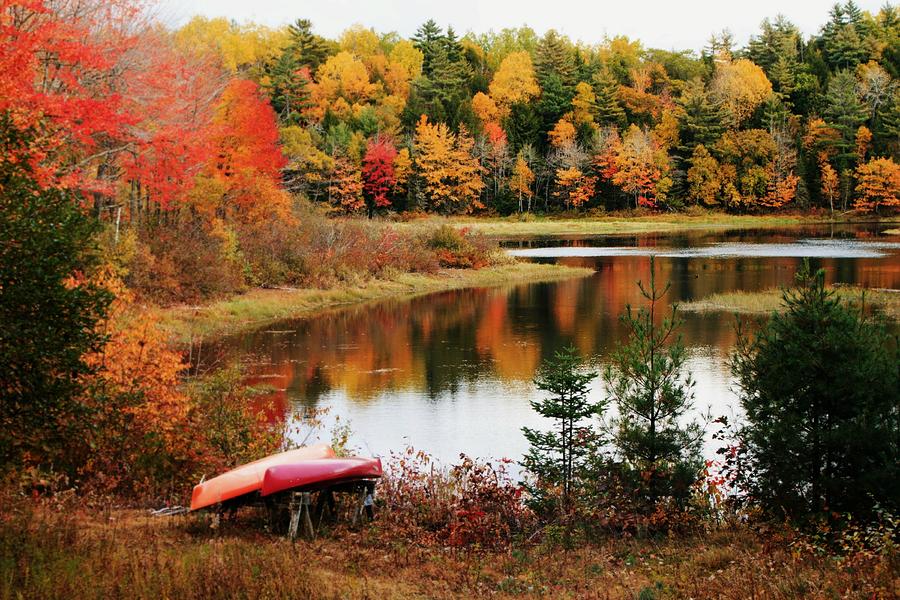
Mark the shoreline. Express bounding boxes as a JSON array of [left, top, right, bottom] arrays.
[[155, 261, 594, 343], [403, 213, 898, 238], [154, 214, 899, 344]]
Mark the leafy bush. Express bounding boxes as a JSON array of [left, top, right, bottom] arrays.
[[377, 447, 532, 548], [0, 130, 112, 471], [422, 225, 494, 269]]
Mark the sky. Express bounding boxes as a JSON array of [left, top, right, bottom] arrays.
[[161, 1, 889, 53]]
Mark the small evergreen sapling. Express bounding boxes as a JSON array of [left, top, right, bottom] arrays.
[[521, 346, 602, 514], [604, 257, 703, 506]]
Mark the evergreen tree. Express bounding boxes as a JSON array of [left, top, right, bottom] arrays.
[[604, 257, 703, 505], [412, 19, 445, 76], [534, 30, 576, 90], [286, 19, 332, 71], [820, 1, 870, 69], [537, 73, 573, 142], [731, 263, 900, 521], [412, 43, 472, 129], [880, 90, 900, 157], [677, 80, 727, 153], [522, 346, 602, 513], [591, 68, 627, 128], [747, 16, 802, 74], [503, 102, 542, 152], [824, 69, 869, 166], [266, 49, 312, 125]]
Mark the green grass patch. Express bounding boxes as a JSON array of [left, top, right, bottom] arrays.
[[156, 262, 593, 343]]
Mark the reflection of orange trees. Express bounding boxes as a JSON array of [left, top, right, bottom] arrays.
[[474, 291, 542, 381], [234, 252, 898, 403]]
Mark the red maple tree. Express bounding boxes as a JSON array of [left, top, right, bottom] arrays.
[[362, 139, 398, 209]]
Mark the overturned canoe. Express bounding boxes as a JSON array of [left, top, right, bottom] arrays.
[[190, 444, 336, 511], [261, 457, 383, 497]]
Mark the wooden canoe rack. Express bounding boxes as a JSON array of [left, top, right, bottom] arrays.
[[281, 480, 377, 541]]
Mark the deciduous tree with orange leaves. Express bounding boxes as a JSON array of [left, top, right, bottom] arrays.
[[854, 157, 900, 213]]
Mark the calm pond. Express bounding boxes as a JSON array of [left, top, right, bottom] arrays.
[[218, 224, 900, 465]]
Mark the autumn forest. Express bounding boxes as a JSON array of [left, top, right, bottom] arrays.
[[2, 1, 900, 598]]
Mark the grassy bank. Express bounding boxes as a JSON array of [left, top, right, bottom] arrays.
[[3, 506, 895, 600], [403, 212, 842, 238], [156, 261, 593, 343], [682, 286, 900, 321]]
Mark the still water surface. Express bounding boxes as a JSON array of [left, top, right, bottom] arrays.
[[219, 224, 900, 464]]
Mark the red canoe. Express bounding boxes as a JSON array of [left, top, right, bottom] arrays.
[[260, 457, 383, 497], [190, 444, 336, 511]]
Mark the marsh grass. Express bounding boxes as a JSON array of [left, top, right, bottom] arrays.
[[683, 286, 900, 321], [396, 212, 841, 239]]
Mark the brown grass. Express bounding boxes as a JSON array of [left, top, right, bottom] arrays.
[[682, 286, 900, 321], [2, 504, 897, 600]]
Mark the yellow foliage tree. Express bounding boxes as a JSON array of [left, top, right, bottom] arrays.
[[554, 167, 596, 210], [610, 124, 669, 208], [711, 59, 773, 128], [328, 156, 365, 213], [819, 154, 840, 213], [413, 116, 485, 214], [571, 82, 597, 128], [472, 92, 500, 124], [488, 51, 540, 117], [856, 125, 872, 161], [548, 118, 577, 148], [312, 51, 378, 118], [509, 153, 535, 212], [687, 144, 722, 206], [174, 17, 288, 75]]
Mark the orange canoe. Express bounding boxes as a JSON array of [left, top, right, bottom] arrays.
[[190, 444, 336, 511], [260, 457, 383, 497]]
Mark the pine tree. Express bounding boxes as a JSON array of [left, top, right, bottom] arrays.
[[732, 263, 900, 521], [824, 70, 869, 166], [747, 16, 801, 74], [592, 68, 626, 128], [521, 346, 602, 514], [604, 257, 703, 505], [412, 19, 444, 76], [266, 50, 312, 126], [821, 2, 870, 69], [538, 73, 574, 143], [286, 19, 332, 71], [534, 30, 576, 90], [677, 80, 726, 153]]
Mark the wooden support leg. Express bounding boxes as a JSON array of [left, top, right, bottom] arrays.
[[301, 492, 316, 541], [364, 482, 376, 520], [351, 485, 368, 527], [288, 492, 316, 541], [288, 494, 301, 542], [314, 489, 336, 529]]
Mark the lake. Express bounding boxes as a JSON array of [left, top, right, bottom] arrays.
[[217, 223, 900, 466]]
